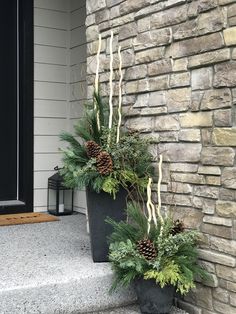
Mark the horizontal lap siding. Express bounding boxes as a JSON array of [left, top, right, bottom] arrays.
[[34, 1, 69, 212]]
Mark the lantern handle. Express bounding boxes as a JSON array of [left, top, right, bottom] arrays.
[[54, 166, 62, 171]]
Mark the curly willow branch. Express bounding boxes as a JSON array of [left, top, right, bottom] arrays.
[[116, 46, 123, 143]]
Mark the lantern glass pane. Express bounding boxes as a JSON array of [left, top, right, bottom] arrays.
[[48, 189, 56, 211]]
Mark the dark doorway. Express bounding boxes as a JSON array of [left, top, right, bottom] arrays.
[[0, 0, 33, 214]]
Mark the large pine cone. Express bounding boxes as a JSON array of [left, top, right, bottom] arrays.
[[96, 151, 113, 175], [137, 239, 157, 261], [171, 219, 184, 235], [85, 140, 101, 158]]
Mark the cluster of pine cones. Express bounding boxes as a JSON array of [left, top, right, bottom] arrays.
[[85, 140, 113, 175], [137, 220, 184, 261]]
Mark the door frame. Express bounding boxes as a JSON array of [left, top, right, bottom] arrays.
[[0, 0, 33, 214]]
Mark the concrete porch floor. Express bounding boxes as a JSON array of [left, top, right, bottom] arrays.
[[0, 213, 188, 314]]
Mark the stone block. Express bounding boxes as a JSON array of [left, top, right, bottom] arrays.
[[192, 67, 213, 90], [158, 131, 178, 142], [171, 206, 203, 228], [172, 173, 205, 184], [133, 93, 149, 108], [134, 28, 172, 51], [125, 116, 153, 132], [185, 284, 213, 310], [151, 5, 188, 29], [202, 199, 215, 214], [170, 163, 198, 173], [168, 182, 192, 194], [214, 61, 236, 87], [210, 236, 236, 256], [212, 128, 236, 146], [125, 64, 147, 80], [223, 27, 236, 46], [216, 200, 236, 218], [158, 143, 202, 162], [200, 88, 232, 110], [162, 193, 192, 207], [169, 72, 190, 88], [191, 91, 204, 111], [147, 59, 172, 76], [198, 249, 235, 266], [219, 188, 236, 201], [214, 109, 232, 127], [203, 216, 232, 227], [149, 91, 166, 107], [154, 115, 180, 131], [230, 292, 236, 306], [222, 167, 236, 189], [166, 88, 191, 113], [119, 22, 137, 41], [149, 75, 169, 91], [213, 287, 229, 303], [95, 9, 109, 24], [173, 58, 188, 72], [179, 129, 201, 142], [206, 176, 221, 186], [188, 49, 230, 68], [87, 0, 106, 14], [179, 112, 212, 127], [167, 33, 224, 59], [201, 147, 235, 166], [201, 129, 212, 146], [194, 186, 219, 199], [214, 300, 236, 314], [120, 0, 150, 15], [198, 166, 221, 175], [219, 0, 235, 4], [201, 223, 233, 239], [135, 47, 165, 64], [228, 282, 236, 292]]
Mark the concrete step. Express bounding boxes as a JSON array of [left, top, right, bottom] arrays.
[[0, 214, 136, 314], [90, 305, 188, 314]]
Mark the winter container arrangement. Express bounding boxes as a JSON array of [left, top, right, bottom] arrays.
[[107, 156, 208, 313], [60, 32, 153, 262]]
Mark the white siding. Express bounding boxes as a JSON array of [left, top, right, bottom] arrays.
[[34, 1, 69, 212], [34, 0, 87, 213]]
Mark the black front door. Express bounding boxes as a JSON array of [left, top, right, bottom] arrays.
[[0, 0, 33, 214]]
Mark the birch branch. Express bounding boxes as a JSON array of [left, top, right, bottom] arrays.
[[146, 178, 157, 235], [94, 34, 102, 131], [156, 154, 164, 233], [116, 46, 123, 143], [108, 31, 114, 130]]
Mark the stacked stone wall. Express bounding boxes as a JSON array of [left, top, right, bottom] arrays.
[[85, 1, 236, 313]]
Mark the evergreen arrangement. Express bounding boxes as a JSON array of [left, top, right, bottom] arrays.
[[60, 91, 153, 198], [60, 32, 153, 198], [107, 157, 208, 294]]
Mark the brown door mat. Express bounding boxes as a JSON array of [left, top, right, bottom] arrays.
[[0, 212, 59, 226]]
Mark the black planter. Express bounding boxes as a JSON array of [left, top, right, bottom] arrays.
[[134, 278, 175, 314], [86, 188, 127, 262]]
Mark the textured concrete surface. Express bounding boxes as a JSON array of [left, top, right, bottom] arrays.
[[90, 305, 188, 313], [0, 214, 136, 314]]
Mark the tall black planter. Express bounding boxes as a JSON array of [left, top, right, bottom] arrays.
[[86, 188, 127, 262], [134, 278, 175, 314]]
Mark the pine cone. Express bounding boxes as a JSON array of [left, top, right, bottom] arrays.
[[96, 151, 113, 175], [137, 239, 157, 261], [85, 141, 101, 158], [171, 219, 184, 235]]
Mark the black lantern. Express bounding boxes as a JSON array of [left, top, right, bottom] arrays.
[[47, 166, 74, 216]]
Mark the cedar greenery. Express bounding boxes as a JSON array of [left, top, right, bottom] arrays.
[[60, 90, 153, 198], [107, 202, 208, 294]]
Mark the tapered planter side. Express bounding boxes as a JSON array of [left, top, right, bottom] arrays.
[[86, 188, 127, 262], [134, 278, 175, 314]]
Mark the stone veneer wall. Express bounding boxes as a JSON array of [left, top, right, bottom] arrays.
[[85, 1, 236, 313]]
